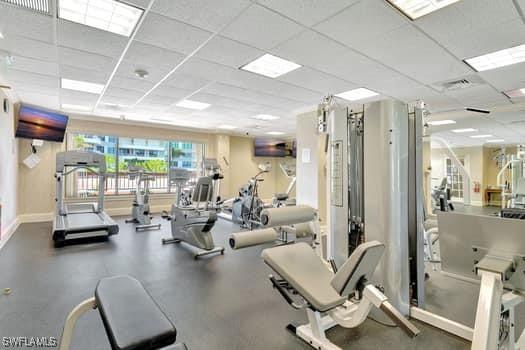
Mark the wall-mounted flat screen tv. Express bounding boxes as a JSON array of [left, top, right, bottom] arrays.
[[254, 138, 296, 157], [15, 104, 69, 142]]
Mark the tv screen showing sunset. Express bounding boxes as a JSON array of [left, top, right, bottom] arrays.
[[15, 105, 69, 142]]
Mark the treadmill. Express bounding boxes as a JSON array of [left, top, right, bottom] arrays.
[[52, 151, 119, 246]]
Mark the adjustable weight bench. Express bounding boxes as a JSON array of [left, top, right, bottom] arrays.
[[59, 275, 187, 350], [262, 241, 420, 350]]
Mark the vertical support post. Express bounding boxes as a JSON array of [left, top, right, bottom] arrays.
[[328, 108, 350, 267], [408, 105, 426, 307], [363, 100, 410, 317]]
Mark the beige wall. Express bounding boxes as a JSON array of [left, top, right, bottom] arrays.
[[0, 90, 19, 238], [227, 136, 294, 201], [16, 117, 291, 217]]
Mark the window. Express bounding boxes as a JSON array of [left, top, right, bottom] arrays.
[[446, 158, 465, 200], [66, 133, 205, 197]]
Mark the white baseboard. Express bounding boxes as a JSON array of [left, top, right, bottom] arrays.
[[0, 218, 20, 251]]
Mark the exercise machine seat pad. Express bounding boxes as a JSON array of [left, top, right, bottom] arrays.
[[95, 275, 177, 350], [331, 241, 384, 297], [262, 243, 346, 312], [274, 193, 289, 201], [162, 343, 188, 350]]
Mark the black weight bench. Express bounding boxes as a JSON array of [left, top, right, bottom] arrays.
[[59, 275, 187, 350]]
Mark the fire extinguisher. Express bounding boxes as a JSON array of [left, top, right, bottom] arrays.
[[473, 181, 480, 193]]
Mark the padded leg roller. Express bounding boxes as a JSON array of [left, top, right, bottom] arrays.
[[229, 228, 278, 249]]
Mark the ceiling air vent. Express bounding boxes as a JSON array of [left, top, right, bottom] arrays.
[[1, 0, 50, 14], [433, 75, 485, 92]]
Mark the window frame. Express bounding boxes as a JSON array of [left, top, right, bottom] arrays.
[[65, 133, 205, 198]]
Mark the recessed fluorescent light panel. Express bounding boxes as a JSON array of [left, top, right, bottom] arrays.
[[61, 78, 104, 94], [59, 0, 144, 37], [61, 103, 91, 111], [252, 114, 280, 121], [503, 87, 525, 99], [0, 31, 4, 39], [465, 44, 525, 72], [386, 0, 461, 20], [218, 125, 238, 130], [427, 120, 456, 126], [452, 128, 477, 133], [266, 131, 285, 135], [240, 54, 301, 78], [470, 134, 493, 138], [176, 99, 210, 110], [486, 139, 505, 143], [335, 88, 379, 101]]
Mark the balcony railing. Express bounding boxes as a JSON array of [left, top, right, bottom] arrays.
[[69, 171, 172, 197]]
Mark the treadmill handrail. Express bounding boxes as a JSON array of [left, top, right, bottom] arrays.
[[61, 166, 104, 177]]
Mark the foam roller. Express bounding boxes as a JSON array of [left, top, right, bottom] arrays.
[[260, 205, 316, 227], [229, 228, 278, 250]]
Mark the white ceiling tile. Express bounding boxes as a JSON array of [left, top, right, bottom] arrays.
[[479, 62, 525, 92], [7, 69, 59, 89], [417, 10, 525, 58], [196, 36, 263, 68], [0, 3, 54, 43], [110, 76, 155, 93], [152, 0, 251, 32], [138, 94, 175, 106], [58, 47, 115, 73], [257, 0, 361, 26], [8, 56, 58, 76], [134, 13, 211, 54], [315, 0, 406, 49], [57, 19, 128, 58], [222, 4, 304, 50], [151, 85, 193, 100], [60, 89, 100, 104], [271, 29, 350, 72], [125, 41, 185, 69], [164, 72, 213, 91], [175, 57, 238, 82], [59, 64, 109, 85], [278, 67, 357, 94], [354, 24, 472, 84], [16, 90, 60, 110], [104, 86, 144, 101], [444, 85, 506, 106], [1, 35, 57, 62], [124, 0, 151, 9]]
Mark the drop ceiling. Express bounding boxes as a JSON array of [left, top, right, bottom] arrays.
[[0, 0, 524, 138]]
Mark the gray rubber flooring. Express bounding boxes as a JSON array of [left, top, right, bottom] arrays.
[[0, 217, 470, 349]]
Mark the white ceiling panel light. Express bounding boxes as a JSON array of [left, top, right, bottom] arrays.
[[0, 31, 4, 39], [61, 103, 91, 111], [218, 125, 238, 130], [266, 131, 285, 135], [470, 134, 493, 138], [335, 88, 379, 101], [452, 128, 478, 133], [386, 0, 461, 20], [427, 120, 456, 126], [252, 114, 281, 121], [58, 0, 144, 37], [61, 78, 104, 94], [465, 44, 525, 72], [503, 88, 525, 99], [175, 99, 211, 110], [486, 139, 505, 143], [240, 54, 301, 78]]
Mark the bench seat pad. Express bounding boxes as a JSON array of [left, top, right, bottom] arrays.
[[262, 243, 346, 312], [95, 275, 177, 350]]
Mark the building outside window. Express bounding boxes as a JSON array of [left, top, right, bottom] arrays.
[[66, 134, 205, 197]]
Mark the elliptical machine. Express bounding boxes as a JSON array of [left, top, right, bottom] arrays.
[[125, 166, 161, 231], [162, 168, 224, 259], [232, 162, 271, 229]]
